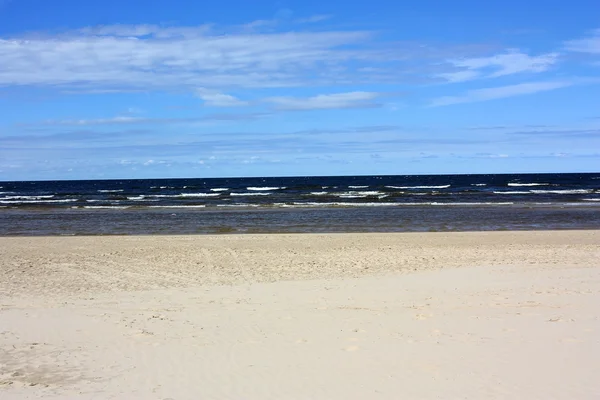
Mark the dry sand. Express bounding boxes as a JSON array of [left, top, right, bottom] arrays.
[[1, 231, 599, 399]]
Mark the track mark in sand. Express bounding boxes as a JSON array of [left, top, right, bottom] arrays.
[[415, 313, 433, 320], [0, 343, 89, 388], [337, 305, 378, 312], [344, 345, 360, 352]]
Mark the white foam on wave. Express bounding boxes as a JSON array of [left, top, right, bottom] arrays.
[[508, 183, 549, 187], [147, 205, 206, 208], [98, 189, 124, 193], [247, 187, 285, 191], [180, 193, 221, 198], [291, 202, 403, 207], [217, 204, 260, 207], [386, 185, 450, 189], [310, 191, 328, 195], [144, 193, 219, 198], [334, 191, 384, 198], [1, 195, 54, 200], [231, 192, 273, 196], [583, 198, 600, 202], [531, 189, 592, 194], [210, 188, 229, 192], [471, 183, 487, 186], [82, 205, 130, 209], [493, 191, 531, 195], [348, 185, 368, 189], [0, 199, 77, 204]]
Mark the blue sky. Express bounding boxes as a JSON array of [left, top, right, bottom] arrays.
[[1, 0, 599, 180]]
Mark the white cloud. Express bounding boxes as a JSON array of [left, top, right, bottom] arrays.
[[439, 50, 558, 82], [0, 22, 538, 92], [196, 88, 248, 107], [266, 92, 382, 110], [564, 29, 600, 54], [0, 25, 381, 90], [430, 81, 571, 107]]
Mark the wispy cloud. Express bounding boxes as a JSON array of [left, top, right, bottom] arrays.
[[0, 21, 541, 92], [430, 81, 571, 107], [0, 24, 387, 90], [564, 29, 600, 54], [196, 88, 248, 107], [438, 50, 559, 82], [35, 113, 268, 126], [266, 91, 383, 110]]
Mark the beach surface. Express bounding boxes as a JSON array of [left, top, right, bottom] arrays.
[[1, 231, 599, 399]]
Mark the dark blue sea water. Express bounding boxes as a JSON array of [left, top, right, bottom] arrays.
[[1, 173, 599, 235]]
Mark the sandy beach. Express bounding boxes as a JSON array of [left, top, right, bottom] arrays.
[[1, 231, 599, 399]]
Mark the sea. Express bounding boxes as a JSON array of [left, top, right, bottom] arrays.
[[1, 173, 599, 236]]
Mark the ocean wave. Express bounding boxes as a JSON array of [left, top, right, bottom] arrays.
[[125, 196, 160, 201], [1, 195, 54, 200], [385, 185, 450, 189], [583, 198, 600, 201], [277, 201, 515, 207], [507, 183, 549, 187], [147, 205, 206, 208], [348, 185, 369, 189], [334, 191, 383, 197], [471, 184, 487, 186], [216, 204, 261, 207], [230, 192, 273, 196], [82, 206, 131, 209], [531, 189, 592, 194], [179, 193, 221, 198], [291, 202, 404, 207], [494, 189, 593, 195], [310, 191, 329, 195], [1, 199, 78, 204], [97, 189, 124, 193], [210, 188, 229, 192], [247, 186, 285, 191]]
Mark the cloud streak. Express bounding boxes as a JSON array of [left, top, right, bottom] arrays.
[[564, 29, 600, 54], [438, 50, 559, 82], [34, 113, 268, 126], [430, 81, 572, 107], [196, 88, 248, 107], [266, 91, 384, 110]]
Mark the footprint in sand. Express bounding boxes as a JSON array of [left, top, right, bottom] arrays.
[[344, 345, 360, 352]]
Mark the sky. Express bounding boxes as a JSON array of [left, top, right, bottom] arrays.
[[1, 0, 599, 180]]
